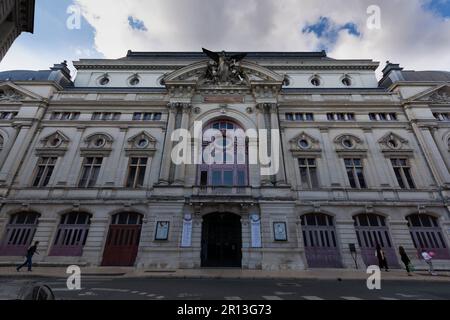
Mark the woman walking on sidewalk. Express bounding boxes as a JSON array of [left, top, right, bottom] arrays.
[[375, 244, 389, 272], [16, 241, 39, 272], [399, 246, 412, 276]]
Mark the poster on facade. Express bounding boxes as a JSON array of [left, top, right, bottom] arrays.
[[155, 221, 170, 240], [273, 222, 288, 241], [250, 214, 262, 248], [181, 214, 193, 247]]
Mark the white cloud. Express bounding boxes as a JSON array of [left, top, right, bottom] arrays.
[[4, 0, 450, 78]]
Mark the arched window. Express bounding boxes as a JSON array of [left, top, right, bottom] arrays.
[[407, 214, 450, 259], [50, 212, 91, 257], [301, 213, 342, 268], [353, 214, 399, 267], [0, 212, 40, 256], [111, 212, 143, 225], [198, 120, 248, 187]]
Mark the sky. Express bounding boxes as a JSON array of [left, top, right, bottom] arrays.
[[1, 0, 449, 79]]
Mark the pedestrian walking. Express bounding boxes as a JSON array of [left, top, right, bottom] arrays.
[[421, 249, 437, 276], [16, 241, 39, 272], [375, 244, 389, 271], [399, 246, 413, 276]]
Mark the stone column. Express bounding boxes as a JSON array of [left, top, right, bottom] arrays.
[[32, 216, 58, 262], [173, 104, 192, 185], [319, 128, 342, 187], [0, 124, 31, 184], [269, 104, 287, 185], [256, 104, 271, 186], [414, 124, 450, 188], [158, 104, 178, 185], [363, 128, 392, 188], [81, 217, 109, 266]]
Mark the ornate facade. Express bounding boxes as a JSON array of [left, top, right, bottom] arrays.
[[0, 51, 449, 271], [0, 0, 35, 61]]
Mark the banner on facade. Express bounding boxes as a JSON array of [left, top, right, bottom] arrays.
[[181, 214, 193, 248], [250, 214, 262, 248]]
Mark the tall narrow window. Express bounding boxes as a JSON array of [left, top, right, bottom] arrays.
[[391, 158, 415, 189], [32, 157, 57, 187], [345, 158, 367, 189], [78, 157, 103, 188], [126, 157, 148, 188], [298, 158, 319, 189]]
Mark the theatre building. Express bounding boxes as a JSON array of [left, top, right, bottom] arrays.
[[0, 50, 449, 270]]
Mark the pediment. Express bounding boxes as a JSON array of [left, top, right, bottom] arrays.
[[378, 132, 410, 152], [41, 130, 70, 146], [334, 134, 365, 152], [0, 82, 43, 103], [289, 131, 321, 153], [162, 60, 285, 84], [410, 85, 450, 104]]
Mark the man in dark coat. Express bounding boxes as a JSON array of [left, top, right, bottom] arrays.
[[17, 241, 39, 272]]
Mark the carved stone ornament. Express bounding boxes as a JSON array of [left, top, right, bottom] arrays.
[[429, 91, 450, 103], [199, 48, 249, 85], [0, 88, 24, 102]]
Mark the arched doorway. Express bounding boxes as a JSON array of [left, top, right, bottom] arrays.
[[353, 214, 399, 267], [0, 212, 40, 256], [201, 213, 242, 268], [102, 213, 143, 266], [407, 214, 450, 259], [50, 212, 91, 256], [198, 120, 249, 187], [301, 213, 342, 268]]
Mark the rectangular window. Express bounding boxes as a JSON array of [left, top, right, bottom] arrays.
[[126, 157, 148, 188], [153, 113, 162, 121], [345, 158, 367, 189], [327, 113, 355, 121], [92, 112, 101, 120], [391, 158, 415, 189], [200, 171, 208, 186], [369, 113, 398, 121], [298, 158, 319, 189], [32, 157, 57, 187], [78, 157, 103, 188]]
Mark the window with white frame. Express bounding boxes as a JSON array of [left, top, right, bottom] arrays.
[[126, 157, 148, 188], [391, 158, 415, 189], [50, 112, 80, 121], [132, 112, 162, 121], [433, 112, 450, 121], [344, 158, 367, 189], [298, 158, 319, 189], [285, 113, 314, 121], [369, 113, 398, 121], [78, 157, 103, 188], [0, 112, 18, 120], [91, 112, 121, 121], [327, 113, 355, 121], [32, 157, 57, 187]]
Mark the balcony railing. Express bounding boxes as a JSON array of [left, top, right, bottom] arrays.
[[194, 185, 252, 196]]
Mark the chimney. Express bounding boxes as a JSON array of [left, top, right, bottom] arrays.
[[381, 61, 403, 78]]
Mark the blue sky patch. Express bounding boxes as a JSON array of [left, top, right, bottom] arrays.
[[423, 0, 450, 18], [302, 16, 361, 51], [128, 16, 148, 31]]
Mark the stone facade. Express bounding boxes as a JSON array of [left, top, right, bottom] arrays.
[[0, 51, 449, 271]]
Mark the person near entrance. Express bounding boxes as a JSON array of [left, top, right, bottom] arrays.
[[375, 244, 389, 272], [17, 241, 39, 272], [421, 249, 437, 276], [399, 246, 413, 276]]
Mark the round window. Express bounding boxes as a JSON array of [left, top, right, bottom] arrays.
[[94, 138, 106, 147], [49, 137, 61, 147], [298, 139, 310, 149], [342, 77, 352, 86], [99, 77, 110, 86], [129, 77, 140, 86], [311, 77, 321, 87], [342, 139, 354, 149], [136, 138, 149, 148], [387, 139, 398, 149]]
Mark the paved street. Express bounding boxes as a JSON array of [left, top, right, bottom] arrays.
[[1, 276, 449, 300]]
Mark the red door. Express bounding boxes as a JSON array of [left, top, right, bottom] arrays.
[[354, 214, 399, 268], [102, 213, 143, 266], [301, 214, 343, 268]]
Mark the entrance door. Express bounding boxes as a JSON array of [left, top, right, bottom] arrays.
[[354, 214, 399, 268], [201, 213, 242, 268], [301, 214, 343, 268], [102, 213, 143, 266]]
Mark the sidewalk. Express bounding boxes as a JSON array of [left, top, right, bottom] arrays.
[[1, 266, 449, 282]]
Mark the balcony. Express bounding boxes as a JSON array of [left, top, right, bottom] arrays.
[[193, 185, 253, 197]]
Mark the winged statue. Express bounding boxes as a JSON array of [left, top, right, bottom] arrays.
[[201, 48, 248, 85]]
